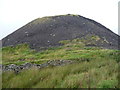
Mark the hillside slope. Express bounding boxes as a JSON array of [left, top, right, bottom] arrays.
[[2, 43, 120, 88], [2, 14, 119, 49]]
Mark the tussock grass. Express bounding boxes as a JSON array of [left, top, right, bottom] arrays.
[[2, 42, 119, 65], [2, 38, 120, 88], [2, 58, 119, 88]]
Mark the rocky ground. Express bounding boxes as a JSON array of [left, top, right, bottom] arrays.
[[0, 60, 74, 73], [2, 14, 119, 50]]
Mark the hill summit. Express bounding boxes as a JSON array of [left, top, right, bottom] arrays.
[[2, 14, 119, 49]]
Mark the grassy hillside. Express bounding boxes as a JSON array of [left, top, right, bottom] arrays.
[[2, 38, 120, 88], [3, 59, 119, 88], [2, 36, 119, 65]]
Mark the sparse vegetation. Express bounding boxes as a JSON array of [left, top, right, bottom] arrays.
[[31, 17, 52, 25]]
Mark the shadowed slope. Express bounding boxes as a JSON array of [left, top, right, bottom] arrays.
[[2, 14, 119, 49]]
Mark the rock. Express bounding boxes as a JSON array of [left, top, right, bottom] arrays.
[[22, 63, 33, 69], [2, 60, 75, 73], [0, 64, 2, 70]]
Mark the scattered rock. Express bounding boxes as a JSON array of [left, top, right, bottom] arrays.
[[2, 14, 119, 50], [1, 60, 75, 73]]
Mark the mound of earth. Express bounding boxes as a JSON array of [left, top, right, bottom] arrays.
[[2, 14, 119, 49]]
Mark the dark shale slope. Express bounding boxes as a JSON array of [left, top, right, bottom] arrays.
[[2, 14, 119, 49]]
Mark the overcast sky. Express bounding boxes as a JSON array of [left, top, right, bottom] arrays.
[[0, 0, 119, 39]]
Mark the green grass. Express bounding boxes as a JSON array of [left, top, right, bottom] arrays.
[[2, 41, 120, 65], [2, 36, 119, 65], [2, 38, 120, 88], [2, 58, 119, 88]]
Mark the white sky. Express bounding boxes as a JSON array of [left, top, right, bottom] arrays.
[[0, 0, 119, 39]]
